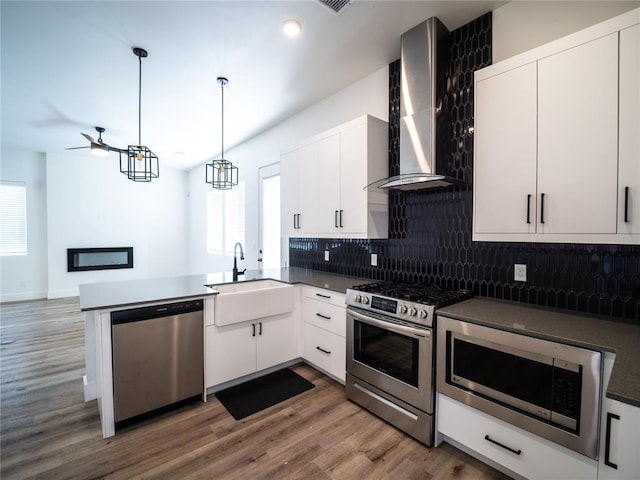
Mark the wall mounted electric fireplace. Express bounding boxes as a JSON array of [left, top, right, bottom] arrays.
[[67, 247, 133, 272]]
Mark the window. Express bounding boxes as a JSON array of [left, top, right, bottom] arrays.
[[207, 181, 245, 255], [0, 181, 27, 256]]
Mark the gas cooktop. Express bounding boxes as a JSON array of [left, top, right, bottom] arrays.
[[346, 281, 472, 327]]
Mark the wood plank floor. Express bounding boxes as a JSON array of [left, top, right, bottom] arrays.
[[0, 297, 511, 480]]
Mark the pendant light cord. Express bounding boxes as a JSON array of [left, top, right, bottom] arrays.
[[138, 53, 142, 146], [220, 80, 224, 159]]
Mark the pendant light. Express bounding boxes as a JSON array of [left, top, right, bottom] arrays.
[[206, 77, 238, 190], [120, 47, 159, 182]]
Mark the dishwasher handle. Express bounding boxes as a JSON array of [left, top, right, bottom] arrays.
[[111, 299, 203, 324]]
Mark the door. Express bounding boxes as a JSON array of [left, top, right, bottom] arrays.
[[279, 150, 298, 236], [474, 62, 538, 234], [297, 143, 319, 234], [537, 33, 618, 234], [259, 163, 281, 269], [339, 123, 369, 234], [256, 312, 298, 371], [619, 24, 640, 234], [316, 134, 341, 233]]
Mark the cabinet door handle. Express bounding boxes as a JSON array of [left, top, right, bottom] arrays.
[[335, 210, 339, 228], [316, 313, 331, 320], [624, 187, 629, 223], [604, 412, 620, 469], [316, 346, 331, 355], [316, 293, 331, 299], [484, 435, 522, 455], [526, 194, 532, 224], [540, 193, 545, 224], [339, 210, 343, 228], [258, 322, 262, 336], [252, 323, 256, 337]]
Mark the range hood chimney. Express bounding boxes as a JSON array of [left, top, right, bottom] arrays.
[[368, 17, 460, 191]]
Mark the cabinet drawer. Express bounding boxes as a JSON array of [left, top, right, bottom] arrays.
[[302, 299, 345, 337], [437, 394, 598, 480], [302, 286, 345, 307], [303, 323, 345, 384]]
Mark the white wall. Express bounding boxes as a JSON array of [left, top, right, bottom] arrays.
[[187, 65, 389, 274], [492, 1, 639, 63], [0, 149, 48, 302], [46, 152, 189, 298]]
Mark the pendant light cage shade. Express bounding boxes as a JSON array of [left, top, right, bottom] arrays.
[[206, 159, 238, 190], [120, 146, 159, 182], [120, 46, 159, 182], [206, 76, 238, 189]]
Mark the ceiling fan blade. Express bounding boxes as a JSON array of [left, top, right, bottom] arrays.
[[65, 146, 90, 150], [81, 132, 98, 144]]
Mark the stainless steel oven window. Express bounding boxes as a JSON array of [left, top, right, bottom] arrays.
[[347, 308, 433, 413], [353, 317, 419, 387]]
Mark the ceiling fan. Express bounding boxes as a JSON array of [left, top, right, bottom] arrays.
[[66, 126, 124, 157]]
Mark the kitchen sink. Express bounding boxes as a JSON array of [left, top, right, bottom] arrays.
[[206, 279, 295, 326]]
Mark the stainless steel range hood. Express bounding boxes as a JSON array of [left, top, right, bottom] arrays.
[[368, 17, 460, 191]]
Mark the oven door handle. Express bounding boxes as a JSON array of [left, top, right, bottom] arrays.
[[348, 308, 431, 338]]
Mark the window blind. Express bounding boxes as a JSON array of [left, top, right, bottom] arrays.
[[0, 181, 27, 255]]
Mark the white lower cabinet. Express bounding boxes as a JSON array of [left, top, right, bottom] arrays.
[[205, 312, 297, 388], [437, 393, 598, 480], [303, 323, 346, 384], [598, 354, 640, 480], [301, 286, 346, 383]]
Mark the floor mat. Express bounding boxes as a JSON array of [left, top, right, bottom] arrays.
[[215, 368, 315, 420]]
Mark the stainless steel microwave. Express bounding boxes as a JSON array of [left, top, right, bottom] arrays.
[[437, 315, 602, 459]]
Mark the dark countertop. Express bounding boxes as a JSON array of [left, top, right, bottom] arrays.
[[437, 298, 640, 408], [79, 267, 369, 311]]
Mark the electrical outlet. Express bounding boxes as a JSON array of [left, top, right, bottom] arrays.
[[324, 250, 329, 262], [514, 264, 527, 282], [371, 254, 378, 267]]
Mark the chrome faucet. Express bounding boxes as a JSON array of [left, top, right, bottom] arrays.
[[233, 242, 246, 281]]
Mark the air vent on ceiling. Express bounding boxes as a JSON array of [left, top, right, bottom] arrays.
[[317, 0, 352, 15]]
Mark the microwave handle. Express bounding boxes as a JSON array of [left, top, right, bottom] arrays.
[[348, 308, 430, 338]]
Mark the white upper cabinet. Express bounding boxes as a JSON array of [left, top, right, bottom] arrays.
[[474, 62, 537, 234], [280, 144, 319, 236], [280, 150, 299, 236], [281, 115, 389, 239], [619, 24, 640, 235], [473, 8, 640, 244], [537, 33, 618, 235]]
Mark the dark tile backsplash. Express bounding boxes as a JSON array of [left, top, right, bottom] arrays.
[[290, 13, 640, 322]]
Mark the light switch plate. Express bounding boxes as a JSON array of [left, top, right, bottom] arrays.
[[371, 253, 378, 266], [324, 251, 329, 262], [514, 264, 527, 282]]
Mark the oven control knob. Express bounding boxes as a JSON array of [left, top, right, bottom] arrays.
[[399, 305, 408, 314], [362, 296, 370, 305], [355, 295, 362, 303], [409, 307, 417, 316], [419, 309, 428, 319]]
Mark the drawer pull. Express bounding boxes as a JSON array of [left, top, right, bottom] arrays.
[[316, 313, 331, 320], [316, 346, 331, 355], [604, 412, 620, 469], [316, 293, 331, 299], [484, 435, 522, 455]]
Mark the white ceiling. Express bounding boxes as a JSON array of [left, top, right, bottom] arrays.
[[1, 0, 505, 170]]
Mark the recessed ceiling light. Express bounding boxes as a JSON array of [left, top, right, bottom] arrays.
[[282, 19, 302, 38]]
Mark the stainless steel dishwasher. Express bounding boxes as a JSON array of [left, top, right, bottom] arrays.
[[111, 299, 204, 424]]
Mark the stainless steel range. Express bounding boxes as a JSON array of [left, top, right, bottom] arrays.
[[345, 281, 471, 445]]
